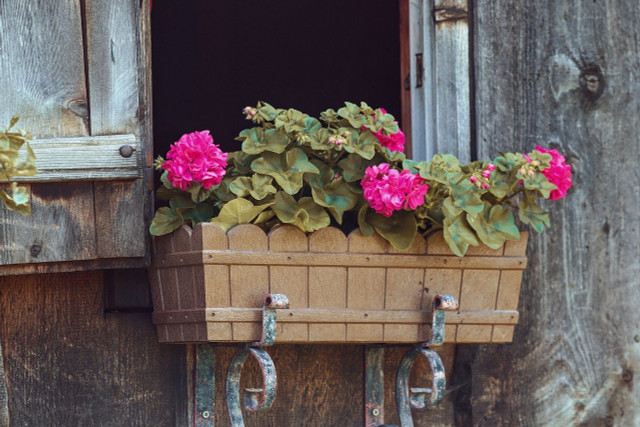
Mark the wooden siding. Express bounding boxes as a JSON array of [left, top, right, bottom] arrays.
[[0, 0, 151, 272], [454, 1, 640, 426]]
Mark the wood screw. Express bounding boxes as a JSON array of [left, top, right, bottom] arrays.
[[202, 411, 210, 419], [119, 145, 135, 158]]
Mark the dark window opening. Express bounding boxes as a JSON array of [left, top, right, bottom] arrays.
[[151, 0, 402, 155]]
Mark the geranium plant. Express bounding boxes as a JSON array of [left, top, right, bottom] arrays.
[[0, 116, 37, 214], [150, 102, 571, 256]]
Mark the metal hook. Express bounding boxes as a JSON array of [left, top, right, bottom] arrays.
[[423, 294, 458, 347], [252, 293, 289, 347], [395, 347, 446, 426], [225, 347, 278, 427]]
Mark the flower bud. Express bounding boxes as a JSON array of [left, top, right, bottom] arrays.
[[486, 163, 496, 171], [482, 182, 489, 190], [470, 175, 478, 183], [482, 170, 492, 178]]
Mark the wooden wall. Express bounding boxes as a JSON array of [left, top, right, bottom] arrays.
[[0, 272, 187, 425], [453, 1, 640, 425]]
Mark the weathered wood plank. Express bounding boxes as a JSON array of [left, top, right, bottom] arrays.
[[94, 179, 147, 258], [408, 0, 429, 161], [432, 0, 470, 163], [13, 135, 142, 181], [456, 1, 640, 425], [0, 271, 186, 426], [0, 0, 88, 138], [0, 182, 97, 266], [85, 0, 140, 136]]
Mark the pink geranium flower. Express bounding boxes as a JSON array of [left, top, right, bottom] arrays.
[[162, 130, 228, 191], [535, 146, 572, 200], [361, 163, 429, 216], [368, 108, 406, 153]]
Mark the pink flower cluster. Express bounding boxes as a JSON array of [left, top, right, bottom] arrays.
[[361, 163, 429, 217], [162, 130, 228, 191], [535, 146, 572, 200], [369, 108, 406, 153], [470, 163, 495, 189]]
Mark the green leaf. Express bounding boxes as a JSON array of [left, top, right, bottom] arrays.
[[337, 154, 369, 182], [357, 204, 375, 236], [149, 207, 184, 236], [518, 191, 550, 232], [275, 108, 309, 133], [272, 192, 330, 232], [450, 183, 485, 216], [367, 209, 417, 250], [467, 202, 520, 249], [443, 214, 479, 256], [186, 182, 215, 203], [182, 202, 215, 225], [9, 116, 19, 129], [169, 193, 196, 211], [250, 148, 319, 194], [229, 174, 277, 200], [239, 128, 290, 155], [487, 181, 510, 199], [493, 152, 527, 172], [522, 172, 557, 199], [309, 176, 359, 224], [337, 102, 366, 128], [342, 130, 376, 160], [210, 198, 273, 232]]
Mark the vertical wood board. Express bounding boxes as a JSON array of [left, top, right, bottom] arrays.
[[457, 1, 640, 425]]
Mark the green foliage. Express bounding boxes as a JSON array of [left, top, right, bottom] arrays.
[[151, 101, 567, 256], [0, 117, 37, 215]]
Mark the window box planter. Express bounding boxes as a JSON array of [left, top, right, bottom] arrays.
[[149, 223, 528, 345]]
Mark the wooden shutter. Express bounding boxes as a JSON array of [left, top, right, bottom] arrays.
[[403, 0, 471, 162], [0, 0, 152, 274]]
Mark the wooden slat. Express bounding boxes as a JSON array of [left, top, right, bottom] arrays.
[[94, 179, 146, 258], [0, 182, 97, 266], [0, 0, 88, 138], [268, 226, 309, 341], [85, 0, 140, 136], [432, 0, 471, 162], [156, 250, 528, 270], [14, 135, 142, 182], [227, 224, 269, 341], [408, 0, 430, 161], [308, 227, 348, 341], [193, 223, 232, 341], [153, 308, 520, 326]]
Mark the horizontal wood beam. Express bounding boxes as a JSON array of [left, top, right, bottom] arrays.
[[153, 308, 520, 326], [13, 134, 142, 182], [153, 250, 528, 270]]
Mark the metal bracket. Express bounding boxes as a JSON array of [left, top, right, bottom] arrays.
[[423, 294, 459, 347], [224, 293, 288, 426], [226, 346, 277, 427], [364, 294, 458, 427], [194, 344, 216, 426], [252, 294, 289, 347]]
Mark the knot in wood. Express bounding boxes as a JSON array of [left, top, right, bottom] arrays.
[[579, 64, 605, 101], [30, 244, 42, 258]]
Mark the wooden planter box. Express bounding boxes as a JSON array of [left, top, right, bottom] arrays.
[[149, 223, 528, 344]]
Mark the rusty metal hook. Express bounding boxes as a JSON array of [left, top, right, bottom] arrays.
[[225, 346, 278, 426], [395, 347, 446, 426]]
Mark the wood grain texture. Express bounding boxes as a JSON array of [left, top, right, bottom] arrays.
[[432, 0, 471, 163], [454, 1, 640, 425], [0, 271, 186, 426], [85, 0, 140, 136], [0, 0, 88, 137], [0, 0, 151, 269]]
